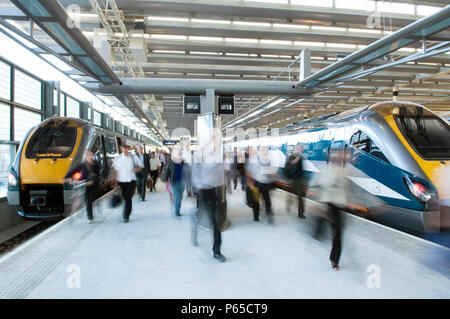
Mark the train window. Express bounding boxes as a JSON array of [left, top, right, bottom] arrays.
[[351, 130, 370, 153], [105, 136, 117, 155], [25, 127, 77, 159], [394, 105, 450, 160], [90, 137, 101, 155], [349, 131, 360, 145], [350, 130, 389, 164]]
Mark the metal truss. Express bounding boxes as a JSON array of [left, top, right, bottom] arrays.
[[89, 0, 169, 138]]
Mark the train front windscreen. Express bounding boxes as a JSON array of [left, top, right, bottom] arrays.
[[394, 106, 450, 160], [25, 127, 77, 159]]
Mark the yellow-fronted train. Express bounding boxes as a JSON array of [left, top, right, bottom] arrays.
[[7, 117, 140, 220]]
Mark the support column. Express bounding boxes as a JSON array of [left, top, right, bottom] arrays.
[[196, 88, 231, 231], [43, 81, 56, 119]]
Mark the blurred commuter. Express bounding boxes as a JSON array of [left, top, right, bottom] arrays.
[[224, 151, 233, 193], [135, 145, 149, 201], [234, 147, 246, 191], [183, 142, 194, 197], [149, 151, 161, 192], [285, 143, 307, 218], [192, 135, 226, 262], [113, 145, 140, 223], [246, 146, 277, 223], [162, 146, 185, 216], [67, 150, 101, 223], [158, 149, 166, 170], [314, 149, 349, 271]]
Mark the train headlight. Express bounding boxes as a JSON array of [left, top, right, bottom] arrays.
[[8, 172, 17, 187], [404, 176, 436, 203]]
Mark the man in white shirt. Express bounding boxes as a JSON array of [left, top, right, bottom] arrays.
[[113, 145, 140, 223], [135, 145, 149, 201], [149, 151, 161, 191], [157, 149, 166, 169]]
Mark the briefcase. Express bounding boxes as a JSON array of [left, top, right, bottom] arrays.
[[146, 178, 153, 189]]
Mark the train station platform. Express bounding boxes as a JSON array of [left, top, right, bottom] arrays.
[[0, 184, 448, 299]]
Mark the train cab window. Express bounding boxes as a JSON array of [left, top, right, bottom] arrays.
[[25, 127, 77, 159], [394, 105, 450, 160], [350, 130, 389, 164]]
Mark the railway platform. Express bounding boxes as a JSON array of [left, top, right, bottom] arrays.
[[0, 184, 448, 299]]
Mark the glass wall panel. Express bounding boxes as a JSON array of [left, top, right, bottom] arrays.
[[94, 110, 101, 126], [0, 103, 10, 140], [14, 69, 42, 110], [60, 92, 65, 116], [14, 107, 41, 142], [0, 60, 11, 100], [66, 96, 80, 118]]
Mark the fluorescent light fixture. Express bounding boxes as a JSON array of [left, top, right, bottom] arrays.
[[294, 41, 325, 47], [152, 50, 185, 54], [312, 26, 346, 32], [41, 54, 73, 71], [225, 38, 258, 43], [189, 36, 223, 41], [225, 53, 250, 56], [67, 12, 98, 18], [248, 109, 265, 117], [267, 98, 286, 108], [190, 51, 220, 55], [141, 118, 148, 123], [260, 39, 292, 45], [150, 34, 187, 40], [147, 16, 189, 22], [327, 43, 357, 49], [348, 28, 382, 35], [273, 23, 309, 29], [232, 21, 271, 27], [246, 0, 288, 3], [191, 19, 231, 24], [291, 0, 332, 7]]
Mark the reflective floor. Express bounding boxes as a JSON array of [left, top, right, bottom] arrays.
[[0, 184, 448, 299]]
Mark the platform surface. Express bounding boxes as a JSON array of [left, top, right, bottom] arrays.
[[0, 183, 448, 299]]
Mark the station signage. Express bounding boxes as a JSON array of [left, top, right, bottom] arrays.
[[163, 140, 177, 146], [218, 96, 234, 115], [183, 95, 201, 114]]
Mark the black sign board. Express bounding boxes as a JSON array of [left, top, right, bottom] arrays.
[[163, 141, 177, 146], [218, 96, 234, 114], [183, 95, 201, 114]]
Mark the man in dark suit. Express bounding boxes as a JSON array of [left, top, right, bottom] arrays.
[[286, 143, 306, 218], [135, 145, 150, 201]]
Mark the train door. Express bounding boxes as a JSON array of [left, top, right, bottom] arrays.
[[117, 137, 122, 153], [100, 135, 108, 179], [90, 136, 107, 184]]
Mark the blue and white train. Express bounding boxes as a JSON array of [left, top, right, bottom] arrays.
[[228, 102, 450, 233]]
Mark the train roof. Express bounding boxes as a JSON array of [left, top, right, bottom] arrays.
[[285, 101, 432, 134]]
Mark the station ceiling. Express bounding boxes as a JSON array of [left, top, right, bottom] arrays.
[[1, 0, 449, 136]]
